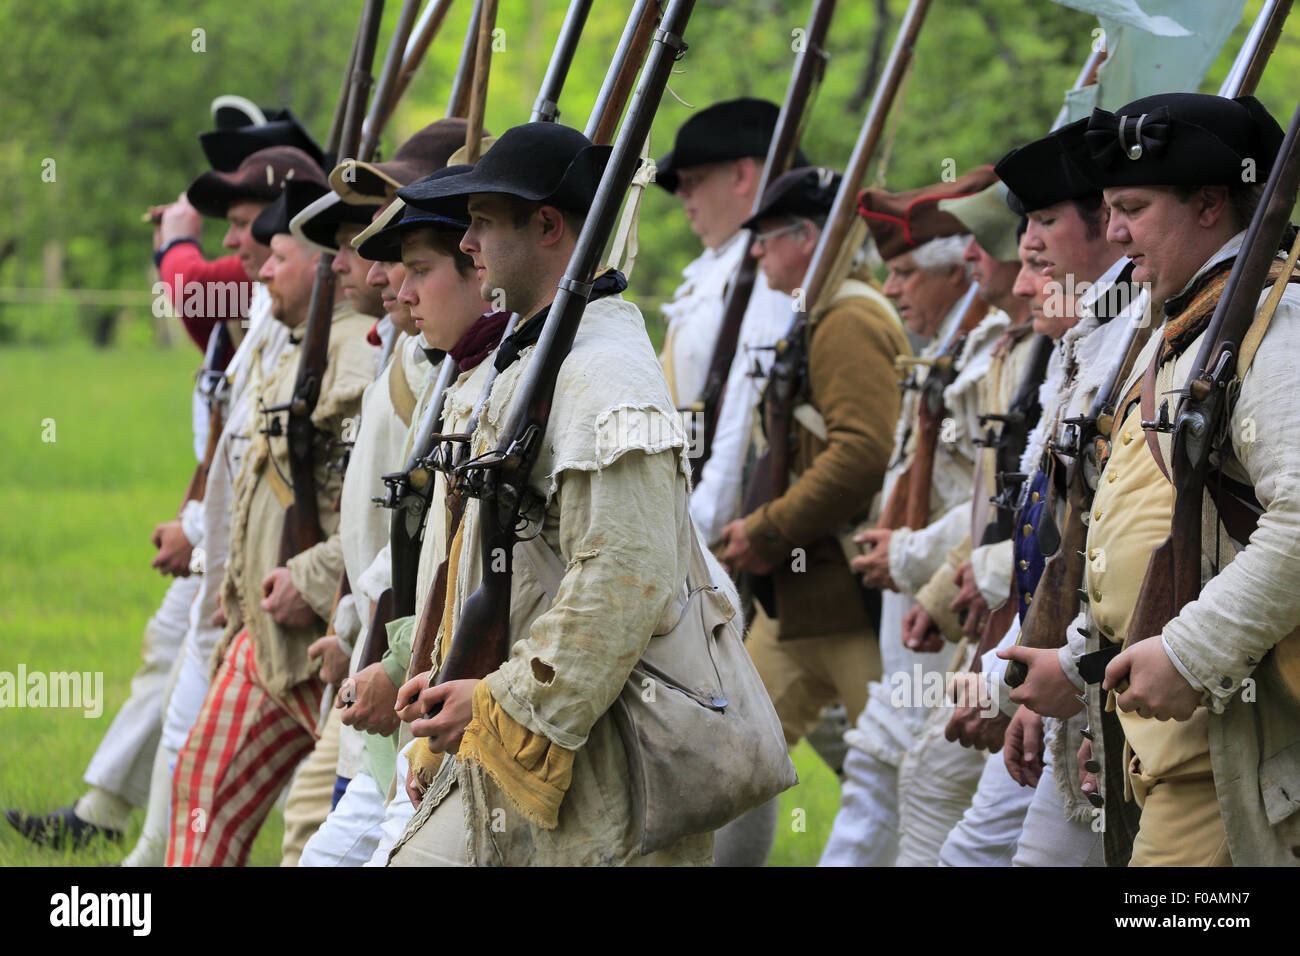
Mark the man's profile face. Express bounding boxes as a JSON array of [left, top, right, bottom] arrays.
[[258, 233, 317, 327], [673, 160, 744, 250], [1011, 234, 1060, 338], [962, 236, 1019, 307], [367, 259, 416, 335], [223, 200, 271, 281], [333, 222, 384, 318], [398, 232, 488, 350], [1103, 185, 1208, 304], [881, 251, 966, 339], [749, 216, 815, 297], [461, 193, 538, 314]]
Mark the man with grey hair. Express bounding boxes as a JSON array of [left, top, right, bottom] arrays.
[[820, 168, 1005, 866]]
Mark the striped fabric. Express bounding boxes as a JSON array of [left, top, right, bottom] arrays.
[[167, 630, 322, 867]]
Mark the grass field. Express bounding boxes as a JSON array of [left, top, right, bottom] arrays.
[[0, 343, 839, 867]]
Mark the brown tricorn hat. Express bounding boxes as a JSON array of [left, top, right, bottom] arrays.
[[857, 166, 997, 261], [329, 117, 475, 204], [186, 145, 326, 219]]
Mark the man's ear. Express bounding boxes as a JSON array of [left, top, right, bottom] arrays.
[[536, 204, 567, 248], [734, 157, 760, 198], [1197, 185, 1231, 228]]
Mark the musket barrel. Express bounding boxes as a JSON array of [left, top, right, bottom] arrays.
[[496, 0, 697, 449], [447, 0, 484, 117], [1220, 0, 1292, 97], [691, 0, 836, 481], [531, 0, 594, 123], [584, 0, 657, 144], [361, 0, 423, 160], [386, 0, 457, 124], [463, 0, 498, 163], [799, 0, 931, 315], [338, 1, 388, 163]]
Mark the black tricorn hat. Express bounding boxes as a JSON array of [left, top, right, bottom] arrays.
[[995, 119, 1100, 214], [199, 107, 325, 173], [1063, 92, 1284, 190], [354, 170, 473, 263], [741, 166, 842, 231], [251, 177, 330, 245], [655, 97, 810, 193], [187, 145, 326, 219], [397, 123, 610, 217], [210, 94, 267, 130]]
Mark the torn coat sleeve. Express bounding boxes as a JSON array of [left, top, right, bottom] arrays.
[[471, 447, 683, 825]]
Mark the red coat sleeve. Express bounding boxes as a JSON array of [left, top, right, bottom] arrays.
[[158, 244, 251, 356]]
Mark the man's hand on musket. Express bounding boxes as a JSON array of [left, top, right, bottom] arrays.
[[308, 634, 351, 685], [152, 192, 202, 251], [150, 519, 194, 577], [998, 645, 1084, 719], [260, 567, 319, 629], [720, 520, 777, 576], [1003, 706, 1044, 787], [396, 676, 479, 756], [950, 561, 989, 638], [851, 528, 897, 591], [1103, 638, 1201, 721], [338, 662, 400, 736], [901, 603, 944, 652], [1077, 737, 1099, 803]]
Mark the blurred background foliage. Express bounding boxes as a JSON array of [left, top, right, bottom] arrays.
[[1, 0, 1297, 346]]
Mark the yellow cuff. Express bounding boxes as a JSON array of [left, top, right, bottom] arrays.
[[409, 742, 445, 789], [457, 681, 575, 830]]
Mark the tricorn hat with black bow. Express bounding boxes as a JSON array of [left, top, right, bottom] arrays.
[[1062, 92, 1283, 190]]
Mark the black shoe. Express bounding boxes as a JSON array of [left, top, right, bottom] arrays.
[[4, 806, 124, 850]]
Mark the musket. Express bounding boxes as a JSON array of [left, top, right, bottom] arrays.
[[897, 284, 990, 531], [532, 0, 594, 123], [273, 0, 385, 570], [427, 0, 697, 698], [872, 284, 987, 535], [1125, 96, 1300, 660], [1004, 0, 1291, 687], [178, 320, 233, 514], [689, 0, 836, 484]]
